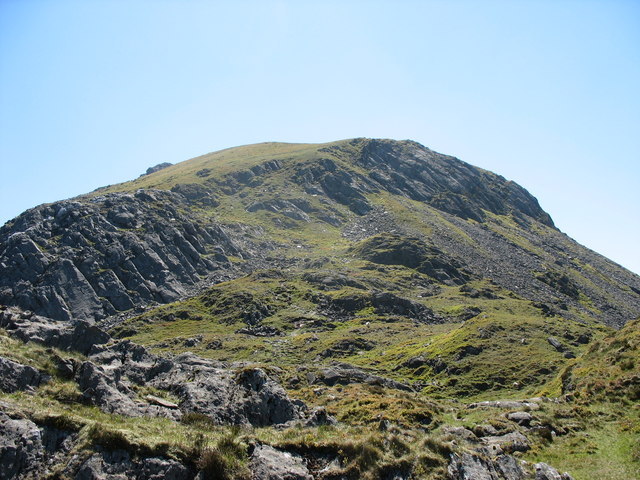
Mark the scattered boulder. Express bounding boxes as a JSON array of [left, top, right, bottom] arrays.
[[0, 357, 46, 393], [481, 432, 530, 454], [74, 451, 190, 480], [303, 407, 337, 427], [448, 452, 527, 480], [535, 462, 574, 480], [0, 413, 45, 479], [547, 337, 565, 352], [310, 363, 412, 392], [506, 411, 533, 427], [400, 355, 428, 369], [250, 445, 313, 480]]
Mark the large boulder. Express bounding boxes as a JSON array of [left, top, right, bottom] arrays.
[[0, 357, 46, 393], [250, 445, 313, 480]]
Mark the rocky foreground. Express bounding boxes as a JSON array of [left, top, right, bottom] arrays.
[[1, 305, 578, 479]]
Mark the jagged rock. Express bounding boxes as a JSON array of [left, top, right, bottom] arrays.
[[303, 407, 337, 427], [0, 308, 110, 355], [247, 199, 312, 222], [293, 157, 373, 215], [496, 455, 530, 480], [534, 462, 574, 480], [54, 355, 77, 379], [250, 445, 313, 480], [481, 432, 530, 454], [507, 411, 533, 427], [448, 452, 528, 480], [74, 450, 190, 480], [233, 368, 302, 426], [0, 412, 45, 479], [309, 363, 413, 392], [76, 361, 145, 416], [236, 325, 282, 337], [0, 357, 46, 393], [0, 190, 241, 322], [143, 162, 173, 176], [82, 342, 303, 426], [443, 426, 478, 442], [472, 424, 500, 437], [171, 183, 219, 207]]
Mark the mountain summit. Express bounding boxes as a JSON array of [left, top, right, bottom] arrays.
[[1, 138, 639, 479]]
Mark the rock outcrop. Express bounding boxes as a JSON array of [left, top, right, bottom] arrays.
[[0, 307, 305, 427], [0, 358, 47, 393], [0, 189, 241, 322]]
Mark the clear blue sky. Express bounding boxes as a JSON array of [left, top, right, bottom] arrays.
[[1, 0, 639, 274]]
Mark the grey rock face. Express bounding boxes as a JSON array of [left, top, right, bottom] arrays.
[[447, 452, 528, 480], [154, 355, 303, 426], [0, 306, 305, 427], [142, 162, 173, 176], [0, 189, 241, 322], [309, 363, 413, 392], [76, 361, 151, 417], [0, 357, 46, 393], [250, 445, 313, 480], [353, 139, 554, 226], [74, 450, 190, 480], [0, 413, 45, 479], [534, 462, 561, 480], [0, 307, 110, 355], [481, 432, 531, 454]]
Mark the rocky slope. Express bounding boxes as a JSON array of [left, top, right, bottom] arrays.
[[1, 139, 638, 328], [1, 138, 639, 479]]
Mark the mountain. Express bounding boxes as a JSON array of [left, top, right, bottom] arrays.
[[1, 138, 638, 479]]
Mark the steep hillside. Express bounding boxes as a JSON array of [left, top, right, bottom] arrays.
[[1, 138, 639, 479]]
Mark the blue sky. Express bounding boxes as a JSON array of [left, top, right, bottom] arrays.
[[1, 0, 639, 274]]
